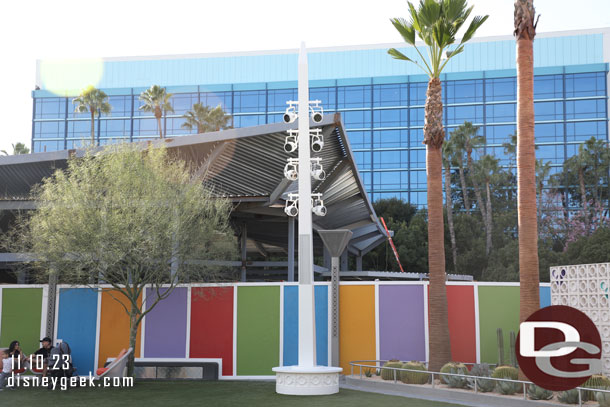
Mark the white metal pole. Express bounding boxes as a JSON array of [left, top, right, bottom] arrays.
[[297, 42, 316, 368]]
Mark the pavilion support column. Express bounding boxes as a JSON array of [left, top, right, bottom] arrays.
[[46, 268, 58, 338], [323, 246, 331, 271], [356, 255, 363, 271], [240, 223, 247, 282], [340, 250, 348, 272], [288, 217, 295, 282]]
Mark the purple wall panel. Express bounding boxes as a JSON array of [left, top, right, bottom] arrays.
[[379, 285, 426, 361], [144, 287, 188, 357]]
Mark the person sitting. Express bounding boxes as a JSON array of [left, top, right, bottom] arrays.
[[0, 349, 13, 391], [8, 341, 27, 373], [31, 337, 54, 377]]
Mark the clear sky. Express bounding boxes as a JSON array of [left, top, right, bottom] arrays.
[[0, 0, 608, 154]]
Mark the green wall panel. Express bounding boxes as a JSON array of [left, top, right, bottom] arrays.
[[0, 288, 43, 354], [236, 286, 280, 375], [477, 285, 520, 364]]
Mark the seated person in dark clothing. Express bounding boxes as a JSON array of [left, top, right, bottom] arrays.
[[32, 337, 54, 377]]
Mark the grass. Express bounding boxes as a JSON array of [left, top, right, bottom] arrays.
[[1, 380, 467, 407]]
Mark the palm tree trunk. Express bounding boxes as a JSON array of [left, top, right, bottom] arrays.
[[579, 167, 589, 234], [445, 163, 458, 273], [467, 153, 488, 229], [515, 0, 540, 352], [424, 77, 451, 371], [485, 180, 493, 256], [457, 157, 471, 213], [90, 111, 95, 146], [157, 116, 163, 139]]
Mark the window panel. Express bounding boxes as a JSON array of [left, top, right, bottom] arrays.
[[373, 130, 408, 149], [410, 170, 427, 188], [446, 105, 483, 125], [201, 91, 232, 112], [106, 95, 131, 117], [353, 151, 372, 169], [535, 101, 563, 121], [486, 103, 516, 123], [233, 114, 265, 127], [445, 79, 483, 104], [337, 85, 371, 109], [67, 120, 92, 139], [565, 99, 606, 119], [485, 124, 515, 145], [165, 117, 193, 136], [133, 118, 159, 137], [100, 119, 130, 139], [268, 89, 296, 111], [233, 90, 265, 113], [373, 171, 408, 189], [373, 150, 407, 169], [35, 98, 66, 119], [409, 82, 427, 105], [348, 131, 370, 149], [373, 108, 407, 127], [565, 72, 606, 98], [33, 121, 65, 139], [486, 146, 511, 166], [409, 107, 424, 127], [373, 84, 408, 107], [33, 140, 62, 153], [360, 171, 372, 190], [409, 148, 426, 168], [411, 191, 427, 207], [485, 78, 516, 102], [566, 121, 607, 142], [534, 75, 563, 99], [169, 93, 198, 115], [536, 144, 564, 164], [310, 87, 336, 109], [535, 122, 564, 143], [342, 110, 371, 128], [409, 129, 424, 147]]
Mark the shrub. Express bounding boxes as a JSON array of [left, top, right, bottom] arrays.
[[399, 361, 429, 385], [381, 360, 402, 381], [583, 374, 610, 401], [466, 363, 495, 393], [527, 384, 553, 400], [491, 365, 518, 380], [364, 368, 373, 377], [557, 389, 579, 404], [439, 362, 468, 385], [496, 380, 521, 395]]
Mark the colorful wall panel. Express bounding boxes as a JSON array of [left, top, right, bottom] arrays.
[[144, 287, 187, 358], [446, 284, 477, 363], [189, 286, 234, 376], [56, 288, 98, 375], [236, 286, 280, 375], [98, 290, 141, 368], [477, 285, 520, 364], [540, 285, 551, 308], [0, 287, 43, 354], [282, 284, 329, 367], [339, 285, 376, 374], [379, 284, 426, 362]]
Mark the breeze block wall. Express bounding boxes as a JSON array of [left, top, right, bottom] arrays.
[[0, 280, 552, 377]]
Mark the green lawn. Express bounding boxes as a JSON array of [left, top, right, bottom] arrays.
[[2, 380, 465, 407]]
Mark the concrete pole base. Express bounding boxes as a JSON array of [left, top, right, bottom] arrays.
[[272, 366, 343, 395]]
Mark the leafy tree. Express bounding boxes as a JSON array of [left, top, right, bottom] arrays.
[[387, 0, 488, 370], [139, 85, 174, 138], [8, 144, 237, 376], [515, 0, 541, 335], [73, 86, 112, 146], [1, 142, 30, 155], [182, 103, 232, 134]]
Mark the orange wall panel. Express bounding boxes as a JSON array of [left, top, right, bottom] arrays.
[[98, 290, 142, 368], [339, 285, 376, 373], [446, 285, 477, 363]]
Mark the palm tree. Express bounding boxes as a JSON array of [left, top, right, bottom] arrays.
[[514, 0, 540, 335], [182, 103, 232, 134], [139, 85, 174, 138], [1, 142, 30, 155], [388, 0, 487, 371], [73, 85, 111, 146], [451, 122, 484, 214], [535, 159, 552, 222], [474, 154, 500, 257]]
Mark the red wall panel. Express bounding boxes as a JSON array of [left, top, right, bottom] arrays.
[[189, 287, 234, 376], [446, 285, 477, 363]]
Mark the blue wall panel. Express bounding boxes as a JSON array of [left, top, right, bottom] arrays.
[[540, 285, 551, 308], [56, 288, 98, 375], [283, 285, 328, 366]]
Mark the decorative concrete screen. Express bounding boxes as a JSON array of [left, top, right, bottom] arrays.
[[550, 263, 610, 375]]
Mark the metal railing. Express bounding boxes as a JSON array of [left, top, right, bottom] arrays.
[[350, 360, 610, 407]]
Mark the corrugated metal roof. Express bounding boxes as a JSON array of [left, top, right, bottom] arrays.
[[0, 114, 386, 257]]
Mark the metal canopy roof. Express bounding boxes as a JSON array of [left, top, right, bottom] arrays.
[[0, 114, 386, 257]]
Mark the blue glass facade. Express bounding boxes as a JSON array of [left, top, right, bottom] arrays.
[[31, 32, 609, 206]]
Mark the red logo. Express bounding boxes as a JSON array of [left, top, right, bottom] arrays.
[[516, 305, 602, 391]]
